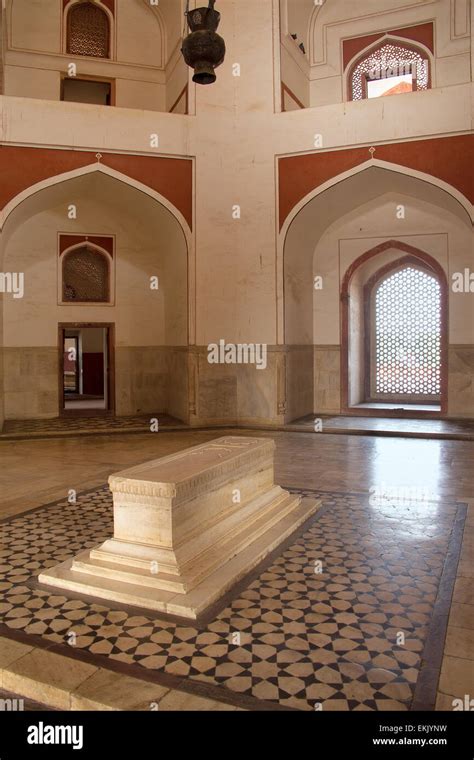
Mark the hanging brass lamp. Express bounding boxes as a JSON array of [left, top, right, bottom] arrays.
[[181, 1, 226, 85]]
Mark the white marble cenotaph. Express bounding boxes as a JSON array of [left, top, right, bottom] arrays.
[[40, 437, 320, 619]]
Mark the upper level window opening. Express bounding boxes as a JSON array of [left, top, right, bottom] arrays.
[[349, 41, 430, 101], [67, 1, 110, 59], [62, 78, 112, 106]]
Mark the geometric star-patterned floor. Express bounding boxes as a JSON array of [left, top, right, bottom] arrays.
[[0, 486, 465, 711]]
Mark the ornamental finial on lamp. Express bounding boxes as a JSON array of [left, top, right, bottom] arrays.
[[181, 1, 226, 85]]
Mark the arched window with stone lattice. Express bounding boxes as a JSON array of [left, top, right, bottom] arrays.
[[365, 258, 442, 403], [66, 1, 110, 59], [348, 38, 431, 101], [62, 244, 111, 303]]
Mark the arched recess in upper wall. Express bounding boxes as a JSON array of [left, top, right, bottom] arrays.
[[280, 0, 440, 110], [5, 0, 185, 111], [152, 0, 184, 65], [282, 0, 315, 59], [7, 0, 168, 67], [308, 0, 434, 68]]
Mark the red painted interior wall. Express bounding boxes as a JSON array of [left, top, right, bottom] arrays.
[[342, 22, 434, 70], [0, 147, 193, 230], [82, 354, 105, 396], [279, 135, 473, 229]]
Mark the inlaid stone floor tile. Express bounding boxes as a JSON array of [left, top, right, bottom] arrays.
[[375, 699, 409, 711], [0, 485, 465, 711], [253, 680, 280, 701]]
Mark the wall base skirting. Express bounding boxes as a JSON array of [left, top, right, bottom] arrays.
[[1, 343, 473, 424]]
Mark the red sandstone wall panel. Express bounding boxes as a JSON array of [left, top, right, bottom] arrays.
[[0, 147, 193, 229], [278, 135, 473, 229], [59, 234, 114, 256], [342, 22, 435, 70]]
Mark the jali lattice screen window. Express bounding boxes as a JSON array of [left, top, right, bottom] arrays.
[[62, 246, 110, 303], [350, 41, 429, 100], [374, 267, 441, 397], [67, 2, 110, 58]]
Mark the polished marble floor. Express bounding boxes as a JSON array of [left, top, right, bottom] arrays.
[[0, 430, 473, 711]]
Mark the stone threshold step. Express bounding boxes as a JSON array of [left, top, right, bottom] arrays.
[[0, 637, 242, 712]]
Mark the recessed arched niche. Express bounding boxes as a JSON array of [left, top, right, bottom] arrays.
[[1, 167, 190, 421], [281, 163, 472, 422]]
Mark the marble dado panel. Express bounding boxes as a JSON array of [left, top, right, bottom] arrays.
[[115, 347, 169, 417], [191, 346, 282, 427], [3, 347, 58, 419], [448, 346, 474, 417], [115, 347, 192, 418], [192, 344, 333, 426], [313, 346, 341, 415], [2, 346, 189, 421], [310, 345, 474, 418], [286, 346, 314, 424], [3, 343, 472, 424]]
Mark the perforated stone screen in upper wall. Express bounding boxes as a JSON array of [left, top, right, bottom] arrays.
[[63, 246, 109, 303], [67, 2, 110, 58], [351, 43, 429, 100], [375, 267, 441, 397]]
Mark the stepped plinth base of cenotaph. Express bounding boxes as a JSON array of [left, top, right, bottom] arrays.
[[39, 437, 320, 620]]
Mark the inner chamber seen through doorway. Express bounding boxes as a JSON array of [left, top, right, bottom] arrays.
[[61, 326, 111, 413]]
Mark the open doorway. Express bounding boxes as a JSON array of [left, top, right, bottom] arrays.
[[59, 324, 115, 415]]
